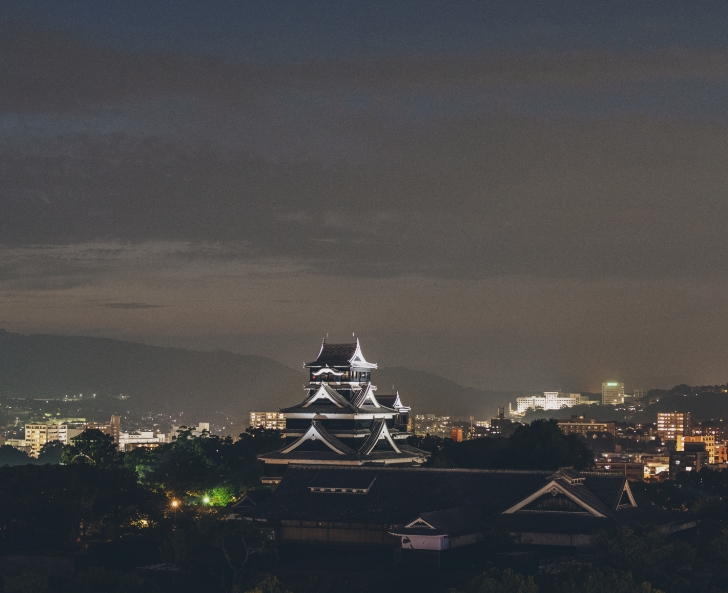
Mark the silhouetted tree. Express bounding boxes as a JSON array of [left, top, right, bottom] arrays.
[[61, 429, 118, 468], [0, 445, 34, 467], [37, 440, 63, 464], [420, 420, 593, 470]]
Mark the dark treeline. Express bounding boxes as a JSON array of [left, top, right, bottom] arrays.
[[0, 441, 62, 466], [410, 419, 594, 470]]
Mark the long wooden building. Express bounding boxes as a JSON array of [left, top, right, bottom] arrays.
[[238, 465, 694, 567]]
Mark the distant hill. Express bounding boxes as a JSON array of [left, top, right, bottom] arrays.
[[0, 329, 302, 417], [376, 366, 520, 419], [0, 330, 518, 421]]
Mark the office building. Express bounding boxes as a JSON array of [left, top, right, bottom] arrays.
[[602, 382, 625, 406]]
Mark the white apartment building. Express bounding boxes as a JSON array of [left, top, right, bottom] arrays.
[[514, 392, 589, 416], [24, 423, 84, 457]]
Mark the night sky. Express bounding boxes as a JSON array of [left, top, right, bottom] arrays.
[[2, 1, 728, 392]]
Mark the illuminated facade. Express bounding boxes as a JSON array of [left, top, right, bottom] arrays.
[[23, 422, 84, 457], [602, 382, 625, 406], [250, 412, 286, 431], [258, 339, 427, 483], [684, 435, 716, 463], [657, 412, 691, 443], [515, 392, 587, 415]]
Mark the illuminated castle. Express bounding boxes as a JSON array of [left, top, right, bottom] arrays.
[[259, 339, 428, 483]]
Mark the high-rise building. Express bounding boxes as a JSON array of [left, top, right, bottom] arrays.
[[602, 382, 625, 406], [657, 412, 692, 443], [258, 339, 428, 484]]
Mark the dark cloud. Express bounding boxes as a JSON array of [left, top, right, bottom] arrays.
[[101, 302, 166, 309], [2, 24, 727, 116]]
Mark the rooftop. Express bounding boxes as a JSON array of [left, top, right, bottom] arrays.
[[304, 339, 377, 369]]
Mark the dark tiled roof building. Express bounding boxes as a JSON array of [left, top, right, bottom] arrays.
[[259, 340, 427, 483], [242, 465, 695, 567]]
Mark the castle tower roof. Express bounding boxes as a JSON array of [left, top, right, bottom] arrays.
[[304, 339, 377, 369]]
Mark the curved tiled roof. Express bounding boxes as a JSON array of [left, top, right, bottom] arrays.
[[304, 340, 376, 369]]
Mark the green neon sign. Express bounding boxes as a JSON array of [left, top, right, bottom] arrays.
[[606, 382, 618, 387]]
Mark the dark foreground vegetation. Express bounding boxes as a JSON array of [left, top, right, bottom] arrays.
[[409, 419, 594, 470], [1, 421, 728, 593]]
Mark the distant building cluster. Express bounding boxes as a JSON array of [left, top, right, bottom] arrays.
[[412, 407, 518, 440], [16, 415, 122, 457], [2, 414, 214, 457], [509, 382, 647, 418], [654, 411, 728, 478]]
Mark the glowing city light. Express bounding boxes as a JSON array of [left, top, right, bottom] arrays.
[[202, 496, 210, 504], [171, 500, 179, 508]]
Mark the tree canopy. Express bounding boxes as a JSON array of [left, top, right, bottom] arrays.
[[412, 419, 594, 470]]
